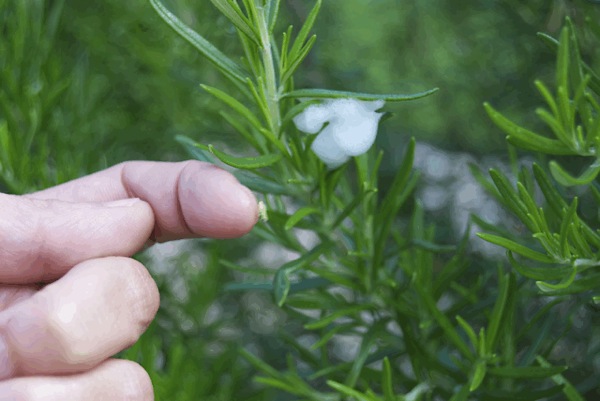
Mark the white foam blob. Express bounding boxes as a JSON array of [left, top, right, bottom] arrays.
[[293, 98, 385, 168]]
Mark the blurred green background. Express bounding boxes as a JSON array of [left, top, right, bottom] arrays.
[[4, 0, 600, 180], [1, 0, 600, 399]]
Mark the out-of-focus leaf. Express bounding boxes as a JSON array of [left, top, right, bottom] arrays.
[[486, 272, 515, 353], [537, 31, 600, 96], [536, 266, 577, 292], [507, 252, 571, 281], [284, 206, 320, 230], [484, 102, 576, 155], [327, 381, 375, 401], [304, 305, 369, 330], [537, 356, 586, 401], [488, 365, 566, 379], [273, 241, 331, 306], [382, 357, 395, 401], [234, 171, 290, 195], [175, 135, 214, 163], [549, 160, 600, 186], [477, 233, 554, 263], [469, 359, 486, 392], [194, 143, 281, 169]]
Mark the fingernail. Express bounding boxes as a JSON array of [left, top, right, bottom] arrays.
[[104, 198, 142, 208]]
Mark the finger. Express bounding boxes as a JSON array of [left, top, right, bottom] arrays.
[[0, 195, 154, 283], [0, 256, 159, 378], [27, 160, 259, 241], [0, 359, 153, 401]]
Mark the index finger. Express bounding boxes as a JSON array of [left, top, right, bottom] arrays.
[[26, 161, 259, 242]]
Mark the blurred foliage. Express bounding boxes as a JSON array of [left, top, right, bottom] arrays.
[[2, 1, 600, 400]]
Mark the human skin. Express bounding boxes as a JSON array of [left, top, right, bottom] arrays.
[[0, 160, 258, 400]]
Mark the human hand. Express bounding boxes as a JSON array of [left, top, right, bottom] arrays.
[[0, 161, 258, 400]]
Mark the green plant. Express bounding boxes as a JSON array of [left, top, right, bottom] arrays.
[[140, 1, 600, 400], [0, 0, 103, 193], [3, 0, 600, 400], [481, 18, 600, 299]]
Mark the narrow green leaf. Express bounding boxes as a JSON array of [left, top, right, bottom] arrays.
[[374, 138, 416, 268], [488, 169, 532, 229], [559, 198, 578, 258], [449, 385, 470, 401], [327, 381, 375, 401], [281, 34, 317, 84], [285, 206, 320, 230], [507, 251, 572, 281], [254, 377, 304, 396], [556, 26, 570, 100], [486, 272, 514, 353], [346, 320, 389, 388], [415, 285, 473, 360], [201, 84, 263, 131], [535, 80, 558, 116], [479, 385, 565, 401], [279, 25, 293, 71], [516, 182, 541, 222], [382, 357, 395, 401], [273, 268, 291, 307], [239, 348, 281, 377], [234, 171, 290, 195], [209, 0, 259, 44], [488, 365, 566, 379], [330, 187, 377, 230], [536, 266, 577, 293], [148, 0, 247, 83], [305, 266, 358, 289], [283, 87, 439, 102], [532, 163, 568, 216], [537, 30, 600, 98], [175, 135, 214, 163], [304, 305, 368, 330], [273, 241, 331, 306], [410, 239, 456, 253], [538, 271, 600, 295], [194, 143, 281, 169], [469, 360, 487, 392], [549, 160, 600, 186], [570, 220, 593, 258], [484, 102, 575, 155], [266, 0, 281, 33], [477, 233, 554, 263], [310, 323, 354, 350], [536, 108, 565, 141], [537, 356, 585, 401], [477, 327, 486, 358], [220, 110, 264, 150], [288, 0, 321, 60], [456, 315, 478, 351], [469, 163, 501, 200]]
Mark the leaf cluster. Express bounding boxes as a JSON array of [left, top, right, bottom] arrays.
[[480, 18, 600, 300]]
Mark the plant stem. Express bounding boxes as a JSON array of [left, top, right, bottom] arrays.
[[256, 4, 281, 137]]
